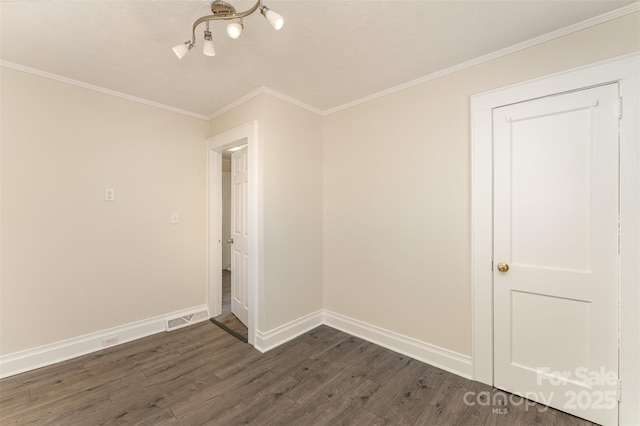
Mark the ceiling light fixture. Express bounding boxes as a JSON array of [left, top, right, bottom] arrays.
[[172, 0, 283, 59], [203, 22, 216, 56], [260, 6, 284, 31], [226, 20, 244, 39]]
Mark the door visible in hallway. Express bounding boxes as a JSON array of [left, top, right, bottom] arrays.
[[492, 84, 620, 425], [222, 170, 232, 271], [231, 147, 249, 326]]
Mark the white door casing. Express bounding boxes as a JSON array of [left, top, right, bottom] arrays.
[[492, 84, 619, 425], [471, 54, 640, 426], [231, 147, 249, 326]]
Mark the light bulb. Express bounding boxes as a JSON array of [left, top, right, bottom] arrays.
[[203, 30, 216, 56], [172, 41, 193, 59], [261, 6, 284, 31], [227, 22, 244, 39]]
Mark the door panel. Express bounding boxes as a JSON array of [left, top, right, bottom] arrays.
[[231, 147, 249, 326], [510, 291, 590, 372], [510, 109, 591, 271], [493, 84, 619, 425]]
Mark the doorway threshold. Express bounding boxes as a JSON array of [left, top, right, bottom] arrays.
[[210, 314, 248, 343]]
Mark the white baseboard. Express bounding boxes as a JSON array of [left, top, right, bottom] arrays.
[[253, 310, 324, 353], [0, 305, 210, 379], [323, 310, 472, 379], [2, 306, 471, 383], [252, 309, 471, 380]]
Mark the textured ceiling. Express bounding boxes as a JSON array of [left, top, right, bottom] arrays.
[[1, 0, 637, 116]]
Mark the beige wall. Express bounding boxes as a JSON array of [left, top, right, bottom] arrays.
[[1, 11, 637, 361], [322, 12, 640, 356], [0, 68, 209, 354], [261, 95, 324, 329], [209, 93, 324, 332]]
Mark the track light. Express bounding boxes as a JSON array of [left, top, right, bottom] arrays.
[[172, 41, 193, 59], [203, 30, 216, 56], [227, 21, 243, 39], [261, 6, 284, 31], [172, 0, 284, 59]]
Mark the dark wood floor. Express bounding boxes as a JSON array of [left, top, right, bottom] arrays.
[[0, 322, 594, 425], [214, 269, 249, 341], [211, 313, 249, 343]]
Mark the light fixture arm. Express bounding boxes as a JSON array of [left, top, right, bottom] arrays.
[[188, 0, 262, 46], [173, 0, 281, 59]]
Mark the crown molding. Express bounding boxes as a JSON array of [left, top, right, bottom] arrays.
[[260, 87, 324, 116], [206, 87, 265, 120], [207, 86, 323, 120], [0, 61, 209, 120], [3, 3, 638, 121], [322, 2, 640, 116]]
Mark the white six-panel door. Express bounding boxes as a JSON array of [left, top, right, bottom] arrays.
[[493, 84, 619, 425], [231, 147, 249, 326]]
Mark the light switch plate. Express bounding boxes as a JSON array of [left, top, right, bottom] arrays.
[[105, 188, 115, 201]]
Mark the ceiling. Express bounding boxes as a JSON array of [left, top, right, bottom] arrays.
[[1, 0, 637, 117]]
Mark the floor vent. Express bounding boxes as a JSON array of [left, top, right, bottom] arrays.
[[166, 309, 209, 332]]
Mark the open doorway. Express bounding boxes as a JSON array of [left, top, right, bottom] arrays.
[[207, 121, 260, 346], [211, 145, 248, 342], [221, 158, 231, 304]]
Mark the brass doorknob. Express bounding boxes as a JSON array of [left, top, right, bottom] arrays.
[[497, 262, 509, 272]]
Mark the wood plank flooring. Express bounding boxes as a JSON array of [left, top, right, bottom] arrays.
[[211, 314, 249, 343], [214, 269, 249, 341], [0, 322, 595, 425]]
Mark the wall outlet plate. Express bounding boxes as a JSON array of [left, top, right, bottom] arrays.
[[104, 188, 115, 201], [101, 335, 119, 347]]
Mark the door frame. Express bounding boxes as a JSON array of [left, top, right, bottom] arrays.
[[207, 121, 262, 345], [470, 53, 639, 424]]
